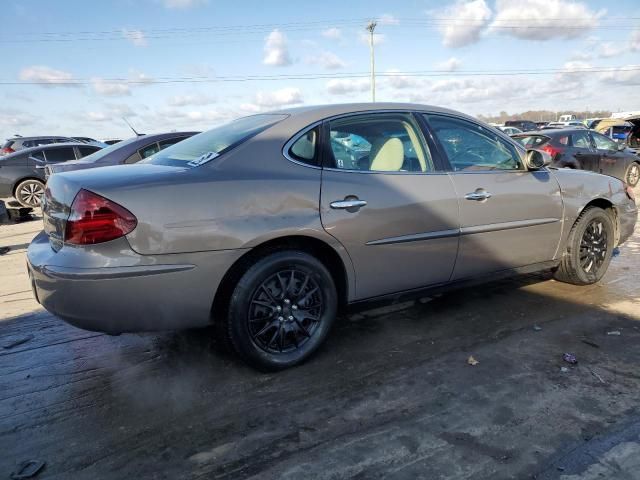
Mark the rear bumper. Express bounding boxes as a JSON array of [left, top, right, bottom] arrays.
[[27, 231, 246, 334]]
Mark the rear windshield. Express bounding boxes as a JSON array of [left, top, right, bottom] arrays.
[[74, 135, 142, 164], [512, 135, 549, 148], [142, 114, 287, 167], [2, 140, 15, 149]]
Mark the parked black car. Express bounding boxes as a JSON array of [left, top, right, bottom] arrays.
[[512, 129, 640, 186], [1, 136, 79, 156], [505, 120, 537, 132], [0, 143, 101, 207], [45, 132, 199, 178]]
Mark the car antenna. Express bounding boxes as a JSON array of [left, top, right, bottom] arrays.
[[122, 117, 142, 136]]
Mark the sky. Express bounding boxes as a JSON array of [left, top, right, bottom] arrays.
[[1, 0, 639, 139]]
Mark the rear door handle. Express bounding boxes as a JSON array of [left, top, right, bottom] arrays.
[[464, 190, 492, 201], [330, 198, 367, 211]]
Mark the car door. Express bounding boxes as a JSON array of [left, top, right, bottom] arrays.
[[570, 130, 599, 172], [590, 131, 627, 180], [423, 113, 563, 280], [318, 112, 460, 300]]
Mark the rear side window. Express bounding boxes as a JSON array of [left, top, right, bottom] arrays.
[[288, 128, 318, 166], [44, 147, 75, 163], [327, 113, 433, 172], [139, 142, 160, 159], [78, 146, 99, 158], [142, 114, 287, 167], [570, 131, 591, 148], [158, 136, 189, 150], [512, 135, 549, 148]]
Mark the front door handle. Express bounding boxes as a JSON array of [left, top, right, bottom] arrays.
[[330, 198, 367, 211], [464, 190, 492, 201]]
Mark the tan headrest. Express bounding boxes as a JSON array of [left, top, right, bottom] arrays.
[[370, 137, 404, 171]]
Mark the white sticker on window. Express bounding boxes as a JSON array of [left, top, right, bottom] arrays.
[[187, 151, 219, 167]]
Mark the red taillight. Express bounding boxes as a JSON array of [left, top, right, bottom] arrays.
[[541, 144, 563, 159], [64, 189, 137, 245], [1, 147, 15, 155]]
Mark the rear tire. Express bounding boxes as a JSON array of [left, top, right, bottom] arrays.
[[554, 207, 614, 285], [15, 179, 45, 208], [626, 162, 640, 187], [226, 250, 337, 371]]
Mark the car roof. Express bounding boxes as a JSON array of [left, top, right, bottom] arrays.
[[269, 102, 482, 127], [8, 135, 74, 141], [14, 142, 93, 154]]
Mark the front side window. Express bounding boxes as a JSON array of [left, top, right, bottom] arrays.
[[591, 132, 618, 151], [327, 113, 433, 172], [44, 147, 75, 163], [427, 115, 523, 171], [143, 114, 287, 167]]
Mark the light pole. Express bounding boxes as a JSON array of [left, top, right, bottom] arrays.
[[366, 20, 377, 102]]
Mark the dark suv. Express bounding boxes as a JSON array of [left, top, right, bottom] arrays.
[[505, 120, 538, 132], [512, 129, 640, 186], [1, 136, 78, 156], [0, 143, 101, 207]]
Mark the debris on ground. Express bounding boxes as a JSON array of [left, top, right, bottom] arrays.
[[563, 353, 578, 364], [612, 247, 621, 257], [10, 460, 45, 479], [2, 335, 34, 350], [560, 367, 569, 373], [0, 246, 10, 256], [589, 368, 606, 384], [467, 355, 479, 366], [533, 325, 542, 331], [581, 338, 600, 349], [607, 330, 621, 336]]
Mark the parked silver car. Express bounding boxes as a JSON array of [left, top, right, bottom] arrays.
[[27, 103, 638, 370]]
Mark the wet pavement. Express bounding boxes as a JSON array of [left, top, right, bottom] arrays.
[[1, 204, 640, 480]]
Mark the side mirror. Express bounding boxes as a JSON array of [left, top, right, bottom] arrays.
[[617, 143, 626, 151], [525, 149, 551, 170]]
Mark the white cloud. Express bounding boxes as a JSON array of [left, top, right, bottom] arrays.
[[168, 93, 216, 107], [163, 0, 207, 8], [86, 111, 112, 122], [0, 109, 36, 128], [321, 27, 342, 40], [569, 51, 593, 61], [240, 87, 303, 112], [438, 0, 492, 48], [305, 51, 346, 70], [377, 14, 400, 25], [490, 0, 604, 41], [385, 70, 422, 89], [326, 78, 370, 95], [263, 29, 292, 67], [597, 42, 621, 58], [128, 70, 155, 85], [91, 78, 131, 96], [358, 31, 385, 46], [598, 65, 640, 86], [122, 28, 147, 47], [436, 57, 462, 72], [629, 30, 640, 51], [19, 65, 76, 87]]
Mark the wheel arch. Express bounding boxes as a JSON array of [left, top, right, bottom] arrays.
[[578, 197, 619, 245], [211, 235, 353, 325]]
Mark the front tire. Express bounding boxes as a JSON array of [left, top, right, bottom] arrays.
[[226, 250, 338, 371], [554, 207, 614, 285], [626, 162, 640, 187], [15, 179, 45, 208]]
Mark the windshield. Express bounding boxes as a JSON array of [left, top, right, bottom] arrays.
[[143, 114, 287, 167], [74, 136, 140, 163]]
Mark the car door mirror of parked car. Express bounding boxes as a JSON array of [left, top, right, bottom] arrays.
[[617, 143, 626, 151], [525, 149, 551, 170]]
